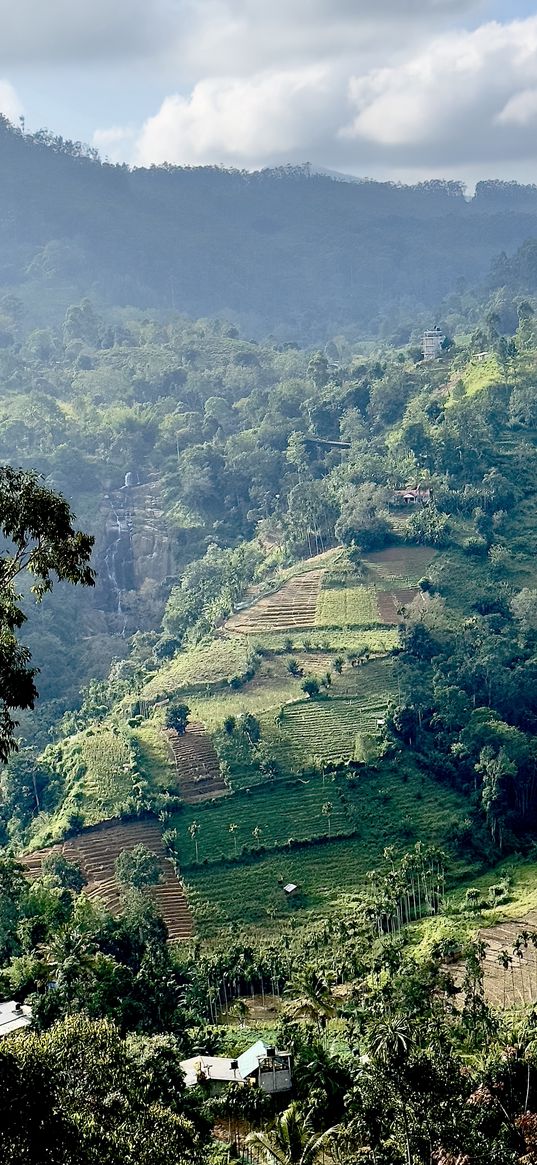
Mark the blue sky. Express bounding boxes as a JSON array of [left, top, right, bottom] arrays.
[[1, 0, 537, 184]]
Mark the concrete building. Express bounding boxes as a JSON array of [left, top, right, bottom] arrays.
[[0, 1001, 32, 1039], [422, 327, 444, 361], [180, 1040, 292, 1095]]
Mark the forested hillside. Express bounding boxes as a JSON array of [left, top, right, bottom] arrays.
[[8, 123, 537, 1162], [3, 115, 537, 340]]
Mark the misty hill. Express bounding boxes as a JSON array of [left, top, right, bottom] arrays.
[[3, 117, 537, 339]]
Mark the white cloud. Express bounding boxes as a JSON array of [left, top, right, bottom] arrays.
[[131, 14, 537, 175], [497, 87, 537, 126], [0, 0, 182, 65], [0, 0, 481, 71], [0, 80, 23, 124], [135, 66, 344, 167], [340, 17, 537, 165], [92, 125, 135, 162]]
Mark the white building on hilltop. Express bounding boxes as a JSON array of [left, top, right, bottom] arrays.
[[422, 327, 444, 361]]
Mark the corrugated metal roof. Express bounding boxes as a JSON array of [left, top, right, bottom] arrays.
[[237, 1039, 268, 1079], [0, 1001, 31, 1038], [179, 1055, 242, 1087]]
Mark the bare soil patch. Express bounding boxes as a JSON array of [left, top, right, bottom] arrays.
[[377, 588, 419, 623], [165, 723, 229, 803], [22, 819, 193, 941], [226, 569, 324, 634]]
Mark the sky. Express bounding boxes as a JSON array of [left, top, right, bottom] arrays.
[[1, 0, 537, 185]]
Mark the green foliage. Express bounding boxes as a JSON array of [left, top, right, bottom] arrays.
[[165, 701, 191, 737], [0, 467, 94, 759], [115, 844, 162, 891]]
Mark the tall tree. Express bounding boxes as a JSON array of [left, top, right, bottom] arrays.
[[0, 467, 94, 758]]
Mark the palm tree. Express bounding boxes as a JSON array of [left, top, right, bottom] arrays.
[[229, 822, 239, 856], [286, 965, 337, 1032], [188, 820, 200, 862], [368, 1018, 413, 1165], [252, 825, 263, 844], [246, 1101, 340, 1165], [321, 801, 333, 838]]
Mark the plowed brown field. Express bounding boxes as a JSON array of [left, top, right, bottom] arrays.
[[225, 570, 324, 633], [164, 724, 229, 803], [21, 819, 193, 941]]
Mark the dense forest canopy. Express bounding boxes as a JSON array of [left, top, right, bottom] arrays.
[[3, 115, 537, 341]]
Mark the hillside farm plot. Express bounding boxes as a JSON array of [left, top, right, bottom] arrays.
[[376, 588, 422, 623], [185, 763, 473, 933], [476, 914, 537, 1008], [364, 546, 436, 588], [263, 695, 389, 766], [165, 723, 229, 802], [131, 722, 173, 788], [245, 628, 399, 655], [330, 657, 399, 701], [38, 729, 138, 841], [142, 638, 252, 699], [22, 820, 193, 941], [315, 586, 380, 628], [226, 570, 324, 634], [171, 776, 352, 866]]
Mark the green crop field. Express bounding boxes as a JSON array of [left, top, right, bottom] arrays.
[[184, 760, 476, 934], [315, 586, 380, 628], [171, 775, 351, 866], [239, 628, 398, 654], [364, 546, 436, 588], [262, 695, 389, 766], [330, 657, 399, 701], [131, 722, 173, 788], [142, 637, 252, 698]]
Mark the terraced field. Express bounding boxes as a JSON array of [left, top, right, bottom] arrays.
[[22, 820, 193, 941], [184, 760, 474, 932], [165, 723, 229, 802], [330, 657, 399, 701], [477, 914, 537, 1008], [172, 776, 351, 866], [142, 638, 252, 698], [264, 696, 385, 765], [315, 585, 379, 628], [376, 587, 422, 623], [226, 570, 324, 633]]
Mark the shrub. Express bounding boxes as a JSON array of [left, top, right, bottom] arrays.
[[165, 701, 191, 735]]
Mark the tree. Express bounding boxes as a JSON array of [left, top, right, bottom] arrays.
[[247, 1101, 339, 1165], [115, 845, 162, 891], [302, 677, 320, 699], [335, 483, 390, 551], [188, 821, 200, 862], [321, 801, 333, 838], [165, 701, 190, 736], [41, 853, 85, 893], [0, 467, 94, 759]]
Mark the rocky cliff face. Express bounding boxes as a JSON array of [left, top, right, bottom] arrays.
[[97, 473, 177, 630]]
